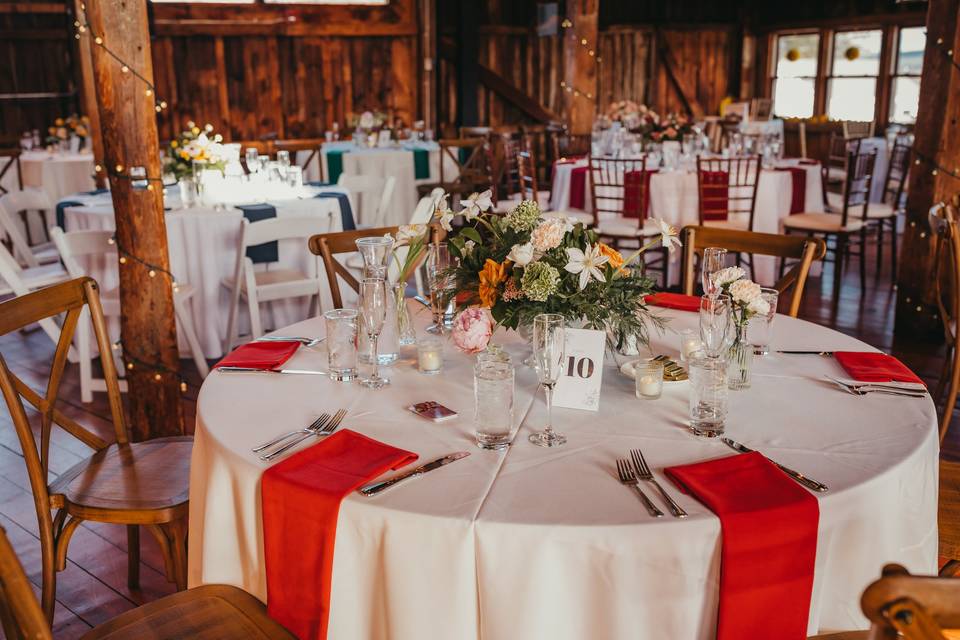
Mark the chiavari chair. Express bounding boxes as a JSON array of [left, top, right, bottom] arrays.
[[514, 148, 591, 226], [695, 155, 762, 277], [842, 120, 875, 140], [823, 134, 863, 210], [865, 138, 911, 277], [0, 278, 192, 623]]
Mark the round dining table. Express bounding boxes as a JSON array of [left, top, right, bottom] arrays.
[[19, 150, 96, 202], [188, 304, 938, 639]]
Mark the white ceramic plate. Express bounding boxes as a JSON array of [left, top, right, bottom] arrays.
[[619, 358, 689, 386]]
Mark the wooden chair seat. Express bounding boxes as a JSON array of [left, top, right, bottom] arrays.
[[940, 460, 960, 563], [79, 584, 295, 639], [782, 212, 866, 233], [48, 437, 191, 518], [863, 201, 899, 219], [807, 632, 868, 639]]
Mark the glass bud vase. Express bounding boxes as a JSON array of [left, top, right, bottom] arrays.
[[727, 323, 753, 390], [394, 282, 416, 346]]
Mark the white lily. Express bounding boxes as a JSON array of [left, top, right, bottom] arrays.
[[507, 242, 535, 267], [564, 243, 609, 290], [434, 194, 454, 232], [655, 219, 682, 254], [462, 189, 494, 220]]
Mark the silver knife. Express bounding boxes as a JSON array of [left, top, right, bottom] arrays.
[[359, 452, 470, 496], [721, 438, 829, 493], [217, 366, 328, 376], [777, 350, 834, 356]]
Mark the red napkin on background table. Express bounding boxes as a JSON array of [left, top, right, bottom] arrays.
[[776, 166, 807, 214], [213, 340, 300, 370], [700, 170, 730, 221], [834, 351, 925, 385], [569, 165, 589, 210], [262, 429, 418, 640], [623, 169, 657, 219], [797, 158, 819, 166], [644, 292, 701, 312], [665, 452, 820, 640]]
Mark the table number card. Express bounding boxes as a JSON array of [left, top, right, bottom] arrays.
[[553, 328, 605, 412]]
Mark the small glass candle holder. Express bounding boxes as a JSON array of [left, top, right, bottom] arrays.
[[417, 336, 444, 374], [679, 328, 703, 363], [635, 360, 664, 400]]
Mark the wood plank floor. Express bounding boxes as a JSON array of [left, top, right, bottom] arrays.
[[0, 239, 955, 637]]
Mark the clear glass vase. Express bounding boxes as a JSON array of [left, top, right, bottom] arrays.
[[727, 323, 753, 390], [394, 282, 416, 346]]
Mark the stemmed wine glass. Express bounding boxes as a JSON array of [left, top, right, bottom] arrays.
[[359, 278, 389, 389], [529, 313, 567, 448], [699, 294, 732, 359], [426, 242, 453, 335], [701, 247, 728, 298], [245, 148, 260, 174]]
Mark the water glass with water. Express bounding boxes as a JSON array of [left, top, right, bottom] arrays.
[[276, 149, 291, 169], [324, 309, 358, 382], [750, 287, 779, 356], [245, 148, 260, 173], [688, 355, 728, 438], [285, 165, 303, 190], [474, 359, 515, 450]]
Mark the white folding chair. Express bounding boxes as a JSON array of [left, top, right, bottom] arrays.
[[221, 215, 330, 352], [0, 190, 59, 267], [0, 240, 73, 356], [51, 226, 209, 402], [336, 174, 397, 228]]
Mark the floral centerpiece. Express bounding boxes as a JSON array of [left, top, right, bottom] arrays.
[[163, 121, 226, 181], [45, 115, 90, 149], [436, 191, 681, 352], [712, 266, 771, 389], [647, 112, 695, 143], [349, 110, 388, 133]]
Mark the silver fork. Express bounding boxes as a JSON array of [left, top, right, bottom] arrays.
[[252, 413, 331, 453], [824, 376, 926, 398], [630, 449, 687, 518], [256, 335, 325, 348], [615, 459, 663, 517], [260, 409, 348, 461]]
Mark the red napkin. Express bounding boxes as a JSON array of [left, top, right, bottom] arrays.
[[262, 429, 418, 640], [644, 292, 701, 312], [569, 165, 588, 209], [665, 452, 819, 640], [834, 351, 925, 385], [797, 158, 819, 165], [213, 340, 300, 370], [700, 170, 729, 221], [776, 166, 807, 214], [623, 169, 657, 219]]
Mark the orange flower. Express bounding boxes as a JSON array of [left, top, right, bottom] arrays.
[[598, 243, 625, 270], [478, 259, 510, 308]]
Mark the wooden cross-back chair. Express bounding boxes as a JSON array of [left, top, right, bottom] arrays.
[[0, 277, 192, 623], [440, 137, 493, 191], [0, 524, 296, 640], [274, 137, 325, 182], [0, 148, 22, 196], [680, 226, 825, 317]]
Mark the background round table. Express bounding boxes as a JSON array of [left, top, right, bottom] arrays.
[[188, 305, 938, 639], [19, 150, 95, 202]]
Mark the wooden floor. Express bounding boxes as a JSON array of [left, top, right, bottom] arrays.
[[0, 239, 956, 637]]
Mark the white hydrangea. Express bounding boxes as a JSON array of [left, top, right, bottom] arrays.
[[711, 266, 746, 288], [747, 296, 771, 316]]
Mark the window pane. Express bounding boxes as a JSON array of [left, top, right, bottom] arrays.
[[890, 76, 921, 123], [773, 78, 816, 118], [827, 77, 877, 121], [775, 33, 820, 78], [897, 26, 926, 75], [832, 30, 882, 76]]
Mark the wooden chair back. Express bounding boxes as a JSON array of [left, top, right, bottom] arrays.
[[883, 138, 912, 209], [0, 149, 23, 196], [749, 98, 773, 121], [308, 226, 401, 308], [497, 137, 522, 200], [824, 133, 862, 188], [274, 138, 325, 182], [838, 149, 877, 228], [553, 133, 592, 160], [843, 120, 875, 140], [517, 149, 540, 205], [588, 156, 650, 227], [859, 564, 960, 639], [459, 126, 492, 139], [0, 525, 53, 640], [695, 155, 762, 229], [932, 200, 960, 442], [680, 225, 826, 317], [438, 137, 492, 190]]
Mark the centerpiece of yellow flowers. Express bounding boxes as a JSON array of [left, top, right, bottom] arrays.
[[437, 192, 680, 351], [163, 121, 226, 181], [45, 115, 90, 148]]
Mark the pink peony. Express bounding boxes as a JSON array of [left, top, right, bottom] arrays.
[[451, 307, 494, 354]]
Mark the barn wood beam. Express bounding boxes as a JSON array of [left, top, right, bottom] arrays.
[[562, 0, 598, 135], [895, 0, 960, 338], [86, 0, 185, 439], [654, 27, 705, 119], [0, 3, 65, 13], [477, 64, 560, 125]]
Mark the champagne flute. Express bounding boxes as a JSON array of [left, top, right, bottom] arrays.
[[359, 278, 389, 389], [426, 242, 453, 335], [699, 294, 732, 359], [701, 247, 728, 298], [529, 314, 567, 448], [245, 148, 260, 174]]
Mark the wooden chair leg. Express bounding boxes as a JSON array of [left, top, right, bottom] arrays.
[[832, 234, 846, 313], [40, 530, 57, 624], [127, 525, 140, 590], [890, 218, 899, 280], [876, 221, 884, 275], [858, 229, 867, 292], [940, 559, 960, 576], [166, 519, 188, 591]]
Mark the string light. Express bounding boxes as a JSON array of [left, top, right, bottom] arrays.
[[113, 340, 190, 393], [558, 17, 601, 101]]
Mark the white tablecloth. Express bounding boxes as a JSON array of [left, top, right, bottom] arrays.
[[61, 187, 345, 358], [19, 150, 95, 203], [188, 306, 938, 639]]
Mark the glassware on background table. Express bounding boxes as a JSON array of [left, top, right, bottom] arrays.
[[475, 359, 515, 450], [355, 236, 393, 280], [699, 294, 732, 359], [701, 247, 728, 298], [688, 354, 728, 438], [416, 336, 443, 374], [635, 360, 664, 400], [276, 150, 291, 169], [358, 278, 389, 389], [245, 148, 260, 173], [426, 242, 455, 335], [324, 308, 358, 382], [285, 165, 303, 190], [529, 313, 567, 448], [679, 328, 703, 363], [750, 287, 780, 356]]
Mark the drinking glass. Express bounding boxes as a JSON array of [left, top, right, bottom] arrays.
[[688, 354, 729, 438], [475, 359, 515, 450], [358, 278, 389, 389], [245, 148, 260, 174], [324, 309, 358, 382], [701, 247, 728, 298], [426, 242, 454, 335], [699, 294, 732, 359], [529, 314, 567, 447], [750, 287, 779, 355], [356, 236, 393, 280], [276, 150, 291, 169]]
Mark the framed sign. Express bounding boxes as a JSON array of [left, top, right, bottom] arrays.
[[553, 328, 605, 412]]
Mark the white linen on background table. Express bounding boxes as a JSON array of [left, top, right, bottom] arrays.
[[19, 150, 95, 202], [188, 304, 938, 639], [61, 190, 344, 359]]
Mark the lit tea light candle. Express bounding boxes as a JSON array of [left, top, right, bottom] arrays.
[[679, 329, 703, 362], [634, 361, 664, 400], [417, 337, 443, 374]]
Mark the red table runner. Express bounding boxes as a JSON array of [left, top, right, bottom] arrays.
[[262, 429, 418, 639], [213, 340, 300, 370], [644, 292, 701, 312], [665, 452, 820, 640], [776, 166, 808, 214], [569, 165, 588, 210], [834, 351, 925, 385]]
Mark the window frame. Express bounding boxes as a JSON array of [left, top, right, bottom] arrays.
[[888, 25, 925, 124], [769, 30, 821, 119], [824, 27, 884, 122]]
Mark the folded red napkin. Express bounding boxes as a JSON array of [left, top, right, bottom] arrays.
[[776, 166, 807, 214], [700, 170, 730, 221], [569, 165, 589, 209], [213, 340, 300, 370], [262, 429, 418, 640], [644, 292, 701, 312], [665, 452, 819, 640], [834, 351, 925, 385], [622, 169, 657, 219], [797, 158, 819, 165]]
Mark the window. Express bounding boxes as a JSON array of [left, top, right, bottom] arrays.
[[771, 33, 820, 118], [890, 26, 925, 123], [827, 29, 883, 121]]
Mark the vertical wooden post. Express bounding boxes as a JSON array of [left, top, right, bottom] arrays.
[[455, 0, 479, 128], [84, 0, 185, 439], [895, 0, 960, 338], [419, 0, 437, 131], [562, 0, 598, 135], [72, 0, 106, 188]]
